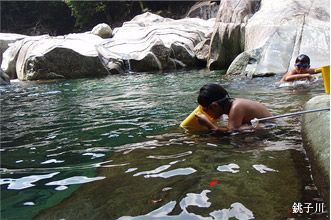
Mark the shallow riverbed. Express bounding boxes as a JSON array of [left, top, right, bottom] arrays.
[[0, 69, 328, 219]]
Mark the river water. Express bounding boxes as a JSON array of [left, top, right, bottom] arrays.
[[0, 69, 328, 219]]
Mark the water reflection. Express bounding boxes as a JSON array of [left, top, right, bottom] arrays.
[[45, 176, 105, 191], [0, 160, 126, 174], [0, 172, 59, 190], [132, 160, 197, 179], [216, 163, 240, 173], [252, 164, 278, 173], [143, 167, 197, 179], [119, 190, 254, 220], [1, 71, 328, 219]]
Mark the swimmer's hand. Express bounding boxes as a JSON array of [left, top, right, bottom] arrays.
[[195, 113, 217, 130]]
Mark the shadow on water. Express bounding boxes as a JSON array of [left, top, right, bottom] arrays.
[[1, 70, 329, 219]]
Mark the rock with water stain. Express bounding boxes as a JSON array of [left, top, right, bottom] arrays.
[[0, 33, 27, 66], [1, 33, 108, 81], [98, 12, 215, 73], [1, 0, 329, 80], [208, 0, 258, 71], [223, 0, 330, 77], [0, 33, 28, 79], [1, 35, 49, 79], [301, 95, 330, 208]]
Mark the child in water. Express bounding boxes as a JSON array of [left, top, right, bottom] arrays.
[[194, 83, 272, 134], [280, 54, 319, 82]]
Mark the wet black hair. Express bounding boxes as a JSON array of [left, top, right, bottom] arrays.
[[197, 83, 232, 108], [295, 54, 310, 64]]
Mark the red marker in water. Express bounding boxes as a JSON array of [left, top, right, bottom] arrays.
[[209, 180, 218, 186]]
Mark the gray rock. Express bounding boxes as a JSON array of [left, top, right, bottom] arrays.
[[98, 12, 215, 73], [91, 23, 112, 39], [302, 95, 330, 207], [0, 69, 10, 85], [186, 1, 219, 20], [0, 33, 27, 65], [2, 33, 108, 80], [208, 0, 258, 70], [225, 0, 330, 77], [1, 35, 49, 79], [1, 0, 329, 80]]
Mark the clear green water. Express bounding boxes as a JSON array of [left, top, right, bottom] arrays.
[[0, 70, 328, 219]]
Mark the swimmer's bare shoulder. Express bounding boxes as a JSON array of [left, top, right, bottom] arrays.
[[230, 98, 272, 124]]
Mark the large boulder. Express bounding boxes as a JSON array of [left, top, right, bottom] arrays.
[[0, 33, 27, 73], [302, 95, 330, 208], [98, 12, 215, 73], [1, 33, 109, 80], [207, 0, 260, 70], [1, 35, 49, 79], [224, 0, 330, 77]]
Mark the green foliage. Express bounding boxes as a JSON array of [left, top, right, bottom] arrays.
[[64, 1, 108, 30], [1, 1, 75, 35], [0, 1, 196, 35]]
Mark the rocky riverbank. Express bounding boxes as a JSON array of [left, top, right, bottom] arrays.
[[302, 95, 330, 211], [0, 0, 329, 81]]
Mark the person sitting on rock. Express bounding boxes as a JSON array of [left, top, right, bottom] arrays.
[[194, 83, 272, 134], [279, 54, 319, 82]]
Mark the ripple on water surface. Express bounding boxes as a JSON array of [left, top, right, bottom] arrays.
[[0, 72, 328, 220]]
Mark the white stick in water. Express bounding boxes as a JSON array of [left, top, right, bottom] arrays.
[[250, 107, 330, 128]]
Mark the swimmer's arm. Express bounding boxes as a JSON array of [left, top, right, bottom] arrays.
[[279, 70, 293, 82], [236, 125, 255, 131], [283, 73, 311, 81], [228, 119, 254, 132], [195, 113, 230, 134]]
